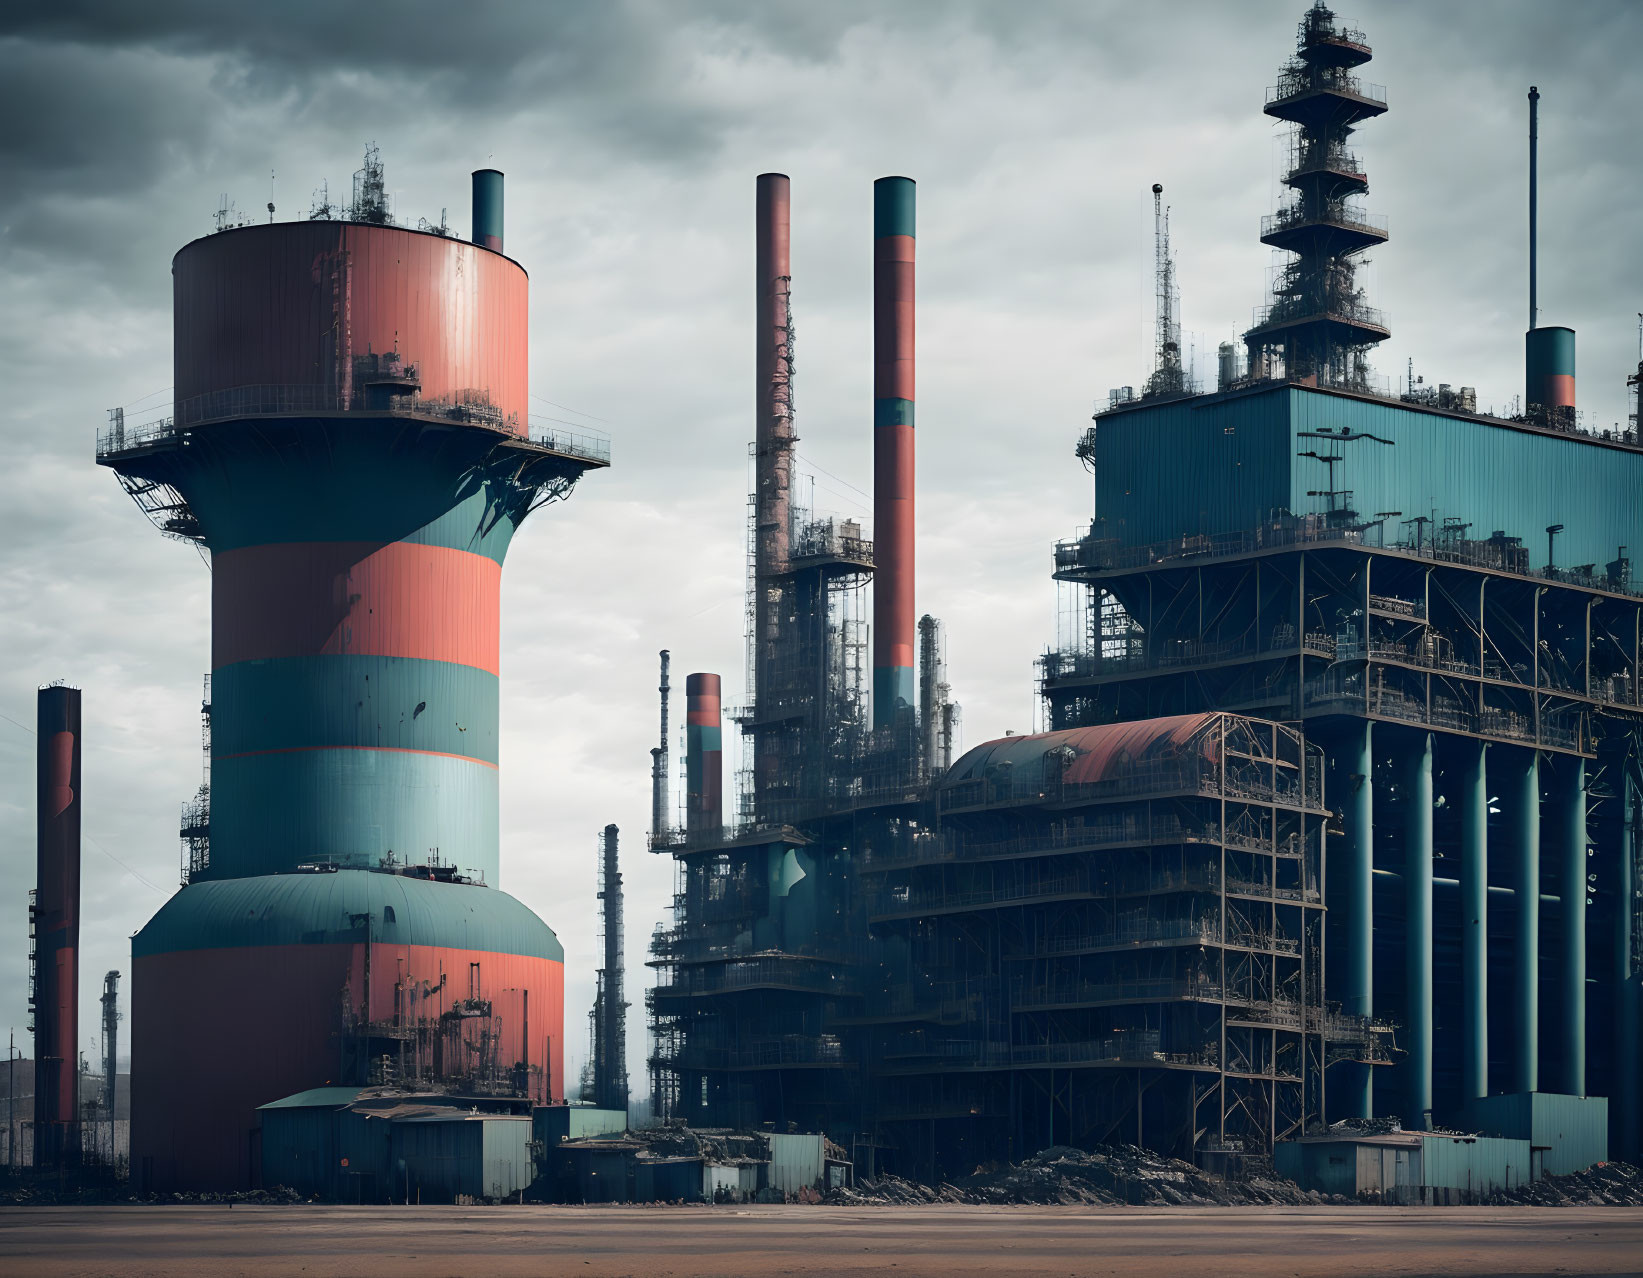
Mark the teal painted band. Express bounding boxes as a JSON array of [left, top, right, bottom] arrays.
[[874, 398, 915, 429], [211, 655, 499, 765], [134, 870, 561, 961], [687, 724, 723, 753], [1525, 326, 1576, 379], [874, 177, 916, 240], [209, 747, 500, 883], [873, 665, 916, 729]]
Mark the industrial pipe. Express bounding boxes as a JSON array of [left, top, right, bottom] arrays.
[[1510, 749, 1540, 1094], [1404, 733, 1433, 1130], [1561, 760, 1587, 1095], [472, 168, 504, 252], [33, 683, 82, 1170], [1337, 721, 1373, 1118], [1461, 740, 1489, 1101], [873, 176, 916, 730], [685, 673, 723, 836]]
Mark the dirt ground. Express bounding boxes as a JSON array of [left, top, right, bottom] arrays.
[[1, 1203, 1639, 1277]]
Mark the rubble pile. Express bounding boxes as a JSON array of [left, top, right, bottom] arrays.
[[831, 1144, 1341, 1207], [1485, 1162, 1643, 1207]]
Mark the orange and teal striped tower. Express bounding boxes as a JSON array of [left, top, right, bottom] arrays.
[[873, 176, 916, 729]]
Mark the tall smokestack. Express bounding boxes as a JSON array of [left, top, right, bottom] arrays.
[[594, 824, 627, 1114], [650, 650, 671, 839], [32, 683, 81, 1170], [753, 174, 795, 797], [873, 176, 916, 731], [685, 673, 723, 837], [472, 168, 504, 252], [1528, 86, 1538, 332]]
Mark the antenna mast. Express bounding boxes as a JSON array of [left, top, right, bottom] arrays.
[[1143, 184, 1186, 399]]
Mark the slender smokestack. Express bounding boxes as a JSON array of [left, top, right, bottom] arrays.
[[472, 168, 504, 252], [873, 176, 916, 731], [33, 683, 81, 1171], [650, 650, 671, 839], [1528, 86, 1538, 331], [685, 674, 723, 837], [753, 174, 795, 802]]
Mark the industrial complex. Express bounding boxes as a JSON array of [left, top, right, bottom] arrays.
[[646, 2, 1641, 1191], [14, 2, 1643, 1204]]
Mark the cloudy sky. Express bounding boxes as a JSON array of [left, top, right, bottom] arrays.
[[2, 0, 1639, 1093]]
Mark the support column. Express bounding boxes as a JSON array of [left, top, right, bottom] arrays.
[[1617, 772, 1638, 1161], [1461, 740, 1489, 1101], [1405, 733, 1433, 1129], [1560, 759, 1586, 1095], [1510, 749, 1540, 1094], [1338, 720, 1374, 1118]]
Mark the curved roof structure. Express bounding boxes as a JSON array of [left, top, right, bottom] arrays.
[[942, 712, 1219, 791], [134, 868, 563, 961]]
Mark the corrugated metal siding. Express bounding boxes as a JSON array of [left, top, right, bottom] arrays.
[[1092, 390, 1292, 545], [211, 656, 499, 763], [767, 1132, 824, 1194], [213, 542, 501, 673], [1467, 1092, 1609, 1175], [943, 714, 1215, 789], [1419, 1135, 1533, 1193], [1287, 391, 1643, 570], [208, 748, 498, 882], [173, 223, 528, 429], [1093, 388, 1643, 570], [481, 1118, 534, 1200], [134, 872, 561, 959]]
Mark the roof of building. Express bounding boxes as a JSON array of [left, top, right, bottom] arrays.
[[258, 1087, 365, 1111], [942, 713, 1219, 790], [134, 868, 564, 961]]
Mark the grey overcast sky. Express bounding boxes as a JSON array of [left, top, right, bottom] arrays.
[[2, 0, 1639, 1092]]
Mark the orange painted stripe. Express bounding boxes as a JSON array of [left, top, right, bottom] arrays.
[[213, 541, 501, 673], [213, 744, 499, 770]]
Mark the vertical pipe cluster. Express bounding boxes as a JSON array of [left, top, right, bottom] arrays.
[[754, 174, 795, 759], [100, 971, 119, 1163], [1511, 751, 1540, 1094], [873, 176, 916, 729], [685, 673, 723, 836], [471, 169, 504, 252], [651, 650, 671, 838], [1404, 734, 1434, 1129], [1561, 760, 1587, 1095], [595, 823, 627, 1113], [33, 684, 81, 1170]]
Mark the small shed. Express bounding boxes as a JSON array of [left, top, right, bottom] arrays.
[[1276, 1130, 1535, 1202], [391, 1112, 534, 1203], [767, 1132, 824, 1195], [1464, 1092, 1609, 1177]]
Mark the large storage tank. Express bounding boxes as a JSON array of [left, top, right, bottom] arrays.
[[101, 168, 607, 1191]]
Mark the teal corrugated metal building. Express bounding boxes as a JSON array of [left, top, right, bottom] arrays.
[[1466, 1092, 1610, 1177], [1092, 385, 1643, 569]]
